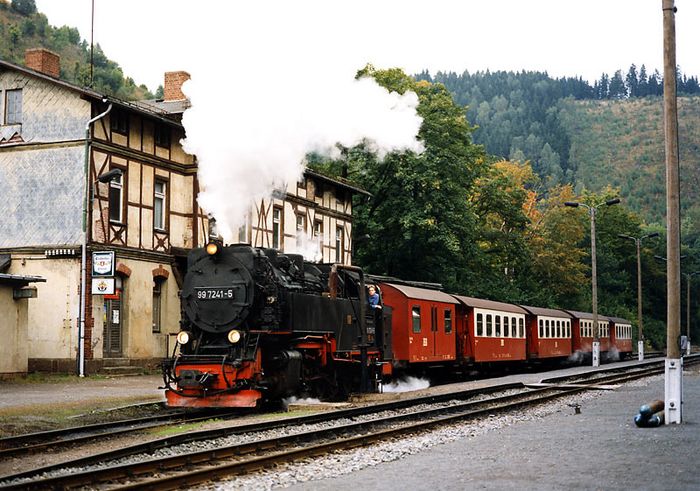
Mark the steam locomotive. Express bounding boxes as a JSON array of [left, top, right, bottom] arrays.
[[162, 240, 388, 407]]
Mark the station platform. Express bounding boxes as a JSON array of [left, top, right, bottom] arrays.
[[292, 359, 700, 491]]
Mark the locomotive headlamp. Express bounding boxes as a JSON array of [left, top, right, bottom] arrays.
[[176, 331, 191, 345], [227, 329, 242, 344], [206, 242, 219, 255]]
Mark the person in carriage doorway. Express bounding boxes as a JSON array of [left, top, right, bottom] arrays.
[[366, 284, 384, 350], [367, 284, 382, 310]]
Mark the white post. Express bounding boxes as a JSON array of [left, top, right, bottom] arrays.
[[665, 357, 683, 424]]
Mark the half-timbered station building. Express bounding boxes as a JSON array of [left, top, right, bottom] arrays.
[[0, 49, 366, 374]]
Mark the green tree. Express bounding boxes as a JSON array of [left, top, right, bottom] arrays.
[[608, 70, 627, 99], [11, 0, 35, 15], [337, 66, 487, 293]]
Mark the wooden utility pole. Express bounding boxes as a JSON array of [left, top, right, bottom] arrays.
[[662, 0, 682, 424]]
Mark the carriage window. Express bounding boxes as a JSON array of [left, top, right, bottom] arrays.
[[486, 314, 493, 337], [444, 310, 452, 334], [519, 318, 524, 338], [503, 316, 510, 337], [476, 313, 484, 336], [412, 306, 421, 333], [495, 316, 501, 337], [539, 319, 543, 338], [545, 319, 550, 338], [556, 320, 561, 338]]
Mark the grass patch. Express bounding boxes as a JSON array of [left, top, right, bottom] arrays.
[[0, 396, 164, 438], [2, 373, 109, 384], [149, 419, 223, 437]]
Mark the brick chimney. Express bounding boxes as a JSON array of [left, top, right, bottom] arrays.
[[25, 48, 60, 78], [163, 71, 191, 101]]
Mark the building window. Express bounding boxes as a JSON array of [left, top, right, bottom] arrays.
[[412, 306, 421, 333], [110, 109, 129, 135], [313, 220, 323, 238], [335, 226, 344, 263], [154, 180, 166, 231], [296, 214, 306, 246], [238, 216, 249, 243], [109, 171, 124, 223], [154, 122, 171, 148], [272, 206, 282, 249], [5, 89, 22, 124], [152, 278, 163, 333]]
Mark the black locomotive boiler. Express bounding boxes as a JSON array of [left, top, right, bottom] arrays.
[[162, 240, 388, 407]]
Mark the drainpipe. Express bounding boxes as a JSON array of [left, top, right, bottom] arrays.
[[78, 98, 112, 377]]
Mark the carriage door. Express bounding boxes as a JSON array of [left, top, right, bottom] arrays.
[[431, 306, 438, 355], [103, 278, 123, 357], [432, 305, 456, 360]]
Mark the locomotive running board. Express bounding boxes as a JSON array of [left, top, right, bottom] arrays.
[[524, 382, 619, 391]]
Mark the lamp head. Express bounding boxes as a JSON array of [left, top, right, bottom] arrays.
[[97, 169, 122, 183]]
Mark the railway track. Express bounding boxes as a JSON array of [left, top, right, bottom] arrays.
[[2, 358, 689, 490], [0, 406, 241, 459]]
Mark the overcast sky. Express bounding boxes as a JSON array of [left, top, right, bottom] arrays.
[[34, 0, 700, 93]]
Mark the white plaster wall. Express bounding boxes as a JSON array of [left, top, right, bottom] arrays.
[[8, 256, 78, 359], [0, 285, 29, 373], [117, 259, 179, 359]]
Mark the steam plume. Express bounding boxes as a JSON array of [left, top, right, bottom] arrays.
[[179, 4, 424, 242]]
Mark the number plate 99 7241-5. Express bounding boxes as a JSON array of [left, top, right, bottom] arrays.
[[195, 287, 236, 300]]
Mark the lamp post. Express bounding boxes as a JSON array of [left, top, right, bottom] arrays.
[[565, 198, 620, 367], [684, 271, 700, 356], [618, 232, 659, 360], [79, 100, 113, 377]]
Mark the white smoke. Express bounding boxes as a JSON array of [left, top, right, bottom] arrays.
[[288, 231, 323, 263], [382, 375, 430, 393], [179, 4, 424, 242]]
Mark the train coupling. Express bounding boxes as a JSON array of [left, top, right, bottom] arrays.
[[178, 369, 218, 389]]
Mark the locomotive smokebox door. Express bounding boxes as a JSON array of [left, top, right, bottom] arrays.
[[182, 247, 255, 333]]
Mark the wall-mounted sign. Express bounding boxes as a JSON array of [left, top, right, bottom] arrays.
[[92, 251, 115, 276], [92, 277, 115, 295]]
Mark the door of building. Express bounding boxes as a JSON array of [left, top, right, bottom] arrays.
[[103, 289, 122, 357]]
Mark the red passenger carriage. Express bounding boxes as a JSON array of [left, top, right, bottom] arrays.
[[379, 283, 459, 368], [520, 306, 573, 360], [565, 310, 612, 358], [608, 316, 633, 359], [452, 296, 527, 363]]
